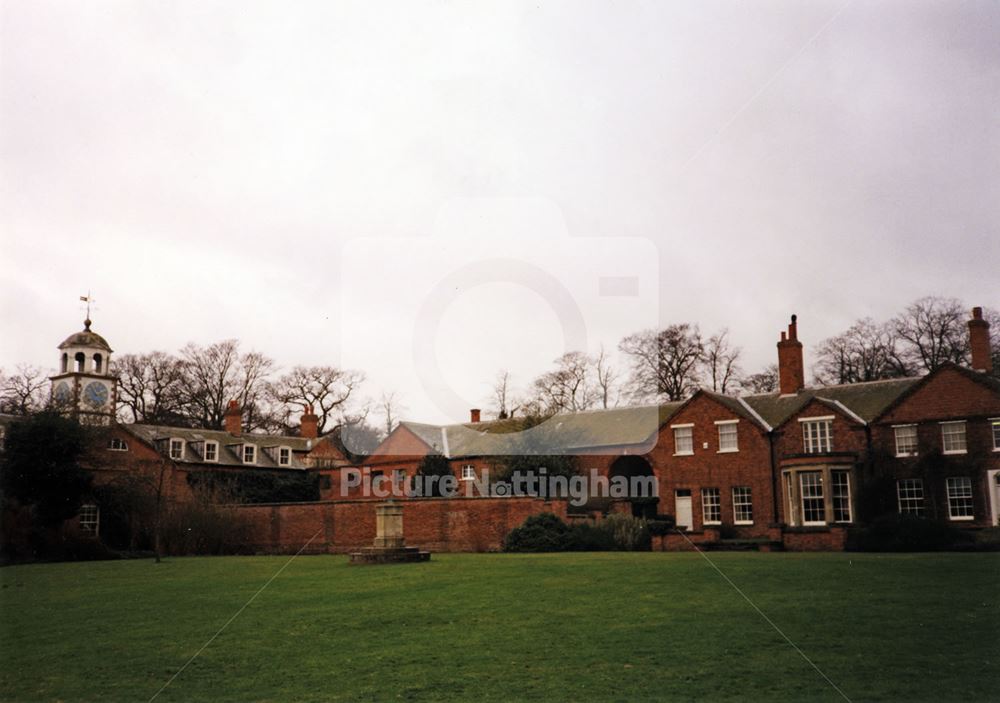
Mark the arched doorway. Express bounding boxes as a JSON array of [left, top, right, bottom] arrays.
[[608, 455, 659, 519]]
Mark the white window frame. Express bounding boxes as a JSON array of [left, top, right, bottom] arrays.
[[169, 438, 184, 460], [799, 472, 826, 526], [278, 446, 292, 466], [203, 441, 218, 463], [461, 464, 476, 481], [896, 478, 925, 516], [108, 437, 129, 452], [243, 444, 257, 465], [701, 488, 721, 525], [940, 421, 967, 455], [946, 476, 974, 521], [715, 420, 739, 453], [893, 424, 918, 457], [831, 470, 852, 523], [990, 418, 1000, 452], [79, 504, 99, 535], [732, 486, 753, 524], [672, 424, 694, 456], [800, 416, 833, 454]]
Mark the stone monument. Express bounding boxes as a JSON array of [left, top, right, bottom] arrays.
[[349, 501, 430, 564]]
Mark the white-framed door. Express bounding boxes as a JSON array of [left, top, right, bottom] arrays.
[[675, 489, 693, 531]]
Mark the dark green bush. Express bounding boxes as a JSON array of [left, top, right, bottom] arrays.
[[647, 516, 675, 537], [504, 513, 651, 552], [565, 522, 618, 551], [503, 513, 570, 552], [850, 514, 976, 552]]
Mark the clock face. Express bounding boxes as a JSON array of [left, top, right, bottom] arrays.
[[83, 381, 109, 408], [54, 382, 72, 403]]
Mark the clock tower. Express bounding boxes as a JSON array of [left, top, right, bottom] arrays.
[[50, 316, 118, 425]]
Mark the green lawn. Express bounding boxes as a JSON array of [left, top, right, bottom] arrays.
[[1, 553, 997, 702]]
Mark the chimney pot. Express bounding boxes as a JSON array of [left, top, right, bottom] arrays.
[[968, 306, 992, 373], [470, 408, 481, 423], [300, 405, 319, 439]]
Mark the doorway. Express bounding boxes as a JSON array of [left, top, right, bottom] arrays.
[[675, 489, 693, 531]]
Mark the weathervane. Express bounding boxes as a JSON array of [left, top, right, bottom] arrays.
[[79, 291, 96, 328]]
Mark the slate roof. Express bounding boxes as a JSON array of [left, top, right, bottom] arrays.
[[399, 403, 683, 458], [393, 371, 974, 458], [124, 423, 315, 470], [742, 377, 921, 428]]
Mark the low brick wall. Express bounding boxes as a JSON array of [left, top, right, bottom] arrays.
[[236, 497, 567, 554], [781, 526, 848, 551], [656, 528, 721, 551]]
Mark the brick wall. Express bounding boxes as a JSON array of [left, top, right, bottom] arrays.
[[236, 496, 567, 553]]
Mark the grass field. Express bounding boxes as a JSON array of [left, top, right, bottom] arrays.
[[1, 552, 997, 702]]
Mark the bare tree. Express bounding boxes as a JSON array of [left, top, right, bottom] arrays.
[[619, 324, 704, 402], [530, 351, 598, 413], [113, 352, 187, 424], [891, 296, 969, 374], [702, 329, 743, 394], [267, 365, 365, 434], [177, 340, 275, 431], [740, 364, 779, 394], [378, 391, 404, 437], [594, 345, 620, 408], [0, 364, 49, 415], [812, 318, 904, 385], [491, 370, 517, 419]]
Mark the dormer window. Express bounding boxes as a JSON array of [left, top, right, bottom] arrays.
[[204, 441, 218, 462], [243, 444, 257, 464], [278, 447, 291, 466], [169, 438, 184, 460]]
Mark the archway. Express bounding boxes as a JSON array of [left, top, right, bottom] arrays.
[[608, 455, 659, 519]]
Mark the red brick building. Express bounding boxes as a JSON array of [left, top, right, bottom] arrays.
[[20, 307, 998, 552]]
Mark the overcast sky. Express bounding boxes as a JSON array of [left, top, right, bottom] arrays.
[[2, 1, 998, 425]]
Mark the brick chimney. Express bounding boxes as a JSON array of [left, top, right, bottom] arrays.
[[969, 306, 993, 373], [223, 400, 242, 434], [300, 404, 319, 439], [777, 314, 805, 395], [470, 408, 481, 423]]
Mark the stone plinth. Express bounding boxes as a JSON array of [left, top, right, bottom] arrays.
[[350, 501, 431, 565]]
